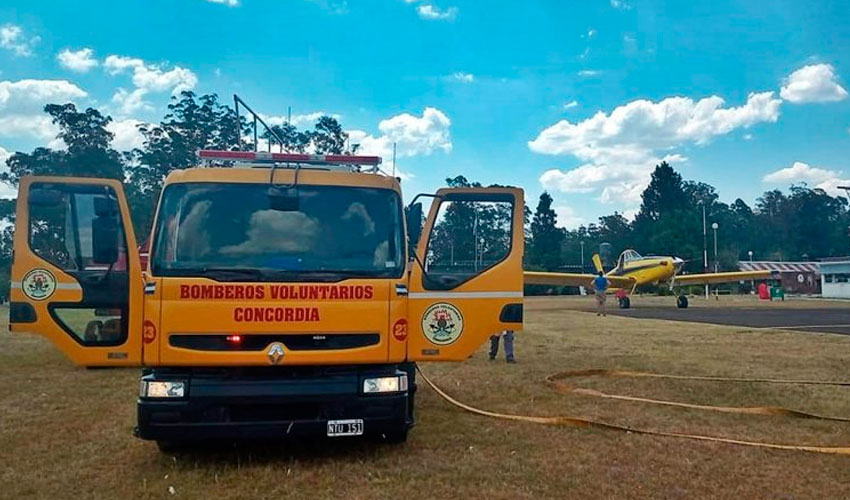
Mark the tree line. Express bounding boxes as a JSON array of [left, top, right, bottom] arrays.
[[525, 162, 850, 278], [2, 94, 848, 297]]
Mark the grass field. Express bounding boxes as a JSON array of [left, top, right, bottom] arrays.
[[2, 296, 850, 499]]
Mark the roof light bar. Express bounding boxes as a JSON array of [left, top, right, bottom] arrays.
[[198, 150, 381, 166]]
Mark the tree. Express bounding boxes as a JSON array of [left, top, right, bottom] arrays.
[[310, 115, 349, 154], [129, 92, 247, 237], [1, 104, 124, 185], [263, 123, 311, 153], [636, 162, 687, 222], [528, 192, 564, 270]]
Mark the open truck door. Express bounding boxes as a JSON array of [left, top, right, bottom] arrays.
[[9, 177, 143, 367], [407, 187, 524, 361]]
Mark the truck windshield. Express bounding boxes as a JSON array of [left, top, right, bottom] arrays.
[[151, 182, 404, 280]]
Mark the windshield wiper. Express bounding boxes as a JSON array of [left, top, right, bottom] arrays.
[[195, 267, 265, 281], [256, 270, 347, 282]]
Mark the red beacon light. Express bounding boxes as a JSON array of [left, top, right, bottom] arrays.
[[225, 335, 242, 344], [197, 150, 382, 167]]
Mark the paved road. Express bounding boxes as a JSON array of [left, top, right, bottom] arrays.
[[600, 306, 850, 335]]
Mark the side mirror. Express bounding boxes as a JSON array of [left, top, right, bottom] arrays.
[[91, 213, 119, 265], [405, 202, 423, 250]]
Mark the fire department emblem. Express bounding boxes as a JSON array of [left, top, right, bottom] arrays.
[[422, 303, 464, 346], [22, 268, 56, 301], [267, 342, 285, 365]]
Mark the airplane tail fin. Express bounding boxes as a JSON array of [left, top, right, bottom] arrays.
[[592, 253, 604, 273]]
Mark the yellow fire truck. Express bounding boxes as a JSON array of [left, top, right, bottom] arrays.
[[9, 148, 523, 449]]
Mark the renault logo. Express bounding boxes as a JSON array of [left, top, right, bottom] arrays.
[[267, 343, 285, 365]]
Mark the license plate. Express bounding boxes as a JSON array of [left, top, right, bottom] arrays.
[[327, 419, 364, 437]]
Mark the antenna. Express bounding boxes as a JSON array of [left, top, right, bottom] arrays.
[[392, 142, 397, 178]]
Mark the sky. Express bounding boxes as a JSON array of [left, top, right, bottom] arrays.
[[1, 0, 849, 227]]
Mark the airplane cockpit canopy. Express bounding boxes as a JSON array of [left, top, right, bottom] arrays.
[[620, 249, 643, 263]]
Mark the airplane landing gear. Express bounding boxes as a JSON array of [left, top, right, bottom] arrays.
[[618, 297, 631, 309], [676, 295, 689, 309]]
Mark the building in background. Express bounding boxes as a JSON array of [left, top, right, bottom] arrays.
[[819, 257, 850, 299], [738, 261, 821, 295]]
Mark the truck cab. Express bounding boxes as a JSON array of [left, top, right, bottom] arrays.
[[9, 150, 524, 447]]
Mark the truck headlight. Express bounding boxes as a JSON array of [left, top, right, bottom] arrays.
[[363, 374, 408, 394], [140, 380, 186, 398]]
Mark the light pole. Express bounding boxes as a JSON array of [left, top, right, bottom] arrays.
[[580, 240, 585, 273], [711, 222, 719, 273], [702, 203, 708, 299]]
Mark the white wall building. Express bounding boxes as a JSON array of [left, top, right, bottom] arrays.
[[820, 258, 850, 299]]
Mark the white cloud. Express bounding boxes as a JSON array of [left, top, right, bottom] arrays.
[[349, 107, 452, 157], [610, 0, 631, 9], [0, 24, 40, 57], [553, 205, 584, 229], [0, 114, 57, 141], [205, 0, 240, 5], [578, 70, 600, 77], [743, 133, 753, 140], [57, 48, 99, 73], [260, 111, 340, 128], [348, 107, 452, 179], [111, 88, 150, 114], [416, 4, 458, 21], [449, 72, 474, 83], [563, 100, 579, 110], [762, 161, 850, 196], [0, 79, 88, 112], [107, 118, 147, 151], [0, 79, 88, 141], [104, 55, 198, 115], [532, 91, 781, 204], [762, 161, 850, 197], [763, 161, 836, 184], [586, 28, 596, 38], [0, 145, 11, 165], [780, 63, 848, 103]]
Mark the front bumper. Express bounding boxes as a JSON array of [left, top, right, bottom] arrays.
[[135, 365, 415, 441]]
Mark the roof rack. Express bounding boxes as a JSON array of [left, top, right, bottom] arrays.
[[197, 150, 382, 171], [197, 94, 384, 174]]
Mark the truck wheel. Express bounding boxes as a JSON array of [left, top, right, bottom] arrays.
[[677, 295, 689, 309], [618, 297, 630, 309]]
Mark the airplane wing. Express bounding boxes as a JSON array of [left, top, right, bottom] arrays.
[[673, 270, 773, 286], [524, 271, 636, 289]]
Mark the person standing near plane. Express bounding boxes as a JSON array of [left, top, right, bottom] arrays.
[[592, 271, 610, 316]]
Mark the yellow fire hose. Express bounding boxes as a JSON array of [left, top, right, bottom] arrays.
[[417, 367, 850, 455]]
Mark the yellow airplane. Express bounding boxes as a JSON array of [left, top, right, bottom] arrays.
[[524, 249, 772, 309]]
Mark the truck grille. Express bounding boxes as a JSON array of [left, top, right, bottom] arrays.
[[169, 333, 380, 351]]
